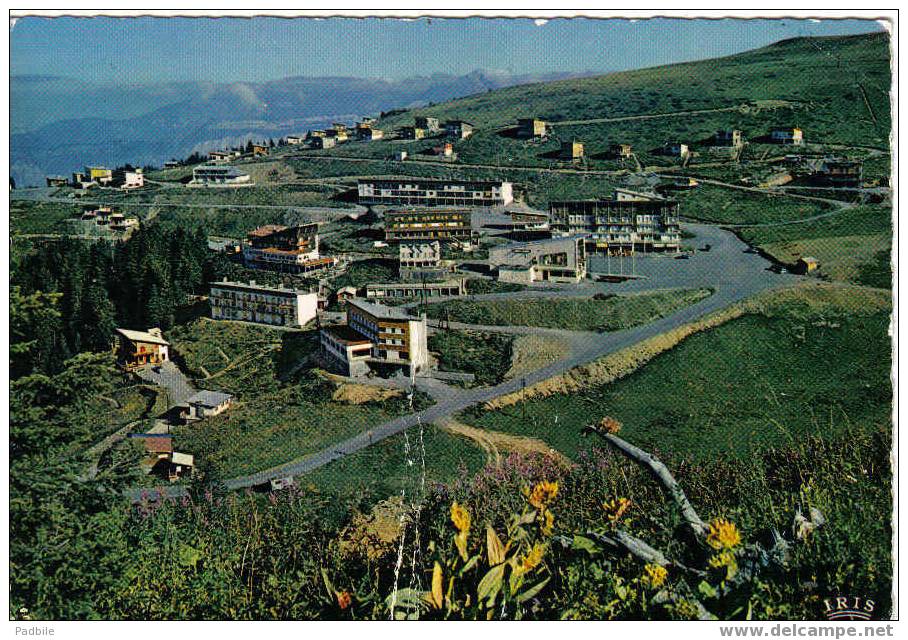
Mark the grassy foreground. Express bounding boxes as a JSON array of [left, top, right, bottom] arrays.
[[425, 288, 713, 332]]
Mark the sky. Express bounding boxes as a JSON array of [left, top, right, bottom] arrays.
[[11, 16, 886, 85]]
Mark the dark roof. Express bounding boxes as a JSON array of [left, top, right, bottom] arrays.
[[187, 390, 233, 408], [128, 433, 173, 454]]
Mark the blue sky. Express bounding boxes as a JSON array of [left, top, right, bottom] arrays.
[[11, 16, 885, 85]]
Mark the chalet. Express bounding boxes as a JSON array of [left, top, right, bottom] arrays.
[[815, 158, 863, 188], [517, 118, 549, 139], [796, 256, 820, 274], [307, 130, 326, 139], [163, 160, 180, 168], [86, 166, 113, 185], [444, 120, 474, 140], [415, 116, 441, 132], [312, 136, 337, 149], [325, 127, 349, 143], [209, 150, 234, 163], [251, 143, 269, 157], [360, 128, 384, 141], [286, 135, 304, 145], [661, 142, 689, 157], [185, 390, 234, 421], [608, 143, 633, 158], [114, 328, 169, 370], [169, 452, 194, 481], [560, 140, 585, 162], [45, 175, 69, 187], [243, 224, 337, 275], [335, 286, 359, 306], [714, 130, 743, 147], [128, 433, 173, 471], [400, 126, 426, 140], [770, 127, 804, 145]]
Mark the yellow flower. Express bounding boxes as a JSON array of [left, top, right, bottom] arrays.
[[450, 501, 471, 534], [642, 563, 668, 588], [709, 549, 739, 579], [528, 480, 559, 510], [602, 497, 631, 523], [706, 518, 742, 550], [540, 509, 555, 536], [600, 416, 622, 434], [515, 542, 546, 576]]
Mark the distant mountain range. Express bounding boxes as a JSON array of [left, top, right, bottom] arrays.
[[11, 70, 591, 186]]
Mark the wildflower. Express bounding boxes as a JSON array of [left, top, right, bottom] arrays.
[[527, 480, 559, 510], [706, 518, 742, 550], [600, 416, 622, 434], [450, 501, 471, 535], [336, 590, 353, 610], [708, 549, 739, 579], [540, 509, 555, 536], [642, 563, 668, 588], [602, 497, 631, 523], [514, 542, 546, 576]]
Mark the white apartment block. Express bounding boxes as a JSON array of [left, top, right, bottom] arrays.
[[209, 279, 318, 327]]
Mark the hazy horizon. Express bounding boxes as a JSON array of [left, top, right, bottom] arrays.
[[11, 16, 885, 87]]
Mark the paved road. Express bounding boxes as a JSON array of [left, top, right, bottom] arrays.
[[127, 223, 798, 502]]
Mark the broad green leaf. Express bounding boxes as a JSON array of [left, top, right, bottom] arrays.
[[486, 525, 506, 566], [477, 563, 506, 605], [516, 577, 551, 603]]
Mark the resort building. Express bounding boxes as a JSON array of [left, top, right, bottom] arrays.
[[358, 178, 513, 207], [365, 278, 466, 301], [770, 127, 804, 145], [814, 158, 863, 188], [399, 240, 441, 269], [384, 209, 473, 243], [286, 135, 304, 145], [251, 143, 269, 156], [112, 167, 144, 189], [85, 166, 113, 185], [320, 299, 429, 376], [46, 175, 69, 187], [190, 165, 252, 187], [209, 278, 319, 327], [114, 327, 170, 371], [549, 189, 681, 254], [185, 390, 234, 421], [208, 150, 234, 163], [360, 128, 384, 141], [242, 224, 337, 274], [489, 236, 588, 284]]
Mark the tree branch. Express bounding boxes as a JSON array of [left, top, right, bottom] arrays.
[[586, 426, 707, 538]]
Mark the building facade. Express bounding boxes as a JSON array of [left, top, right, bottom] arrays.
[[489, 236, 587, 284], [320, 299, 429, 376], [190, 165, 252, 186], [770, 127, 804, 145], [561, 140, 585, 161], [242, 224, 337, 274], [365, 278, 466, 301], [185, 390, 234, 421], [359, 178, 514, 207], [209, 279, 319, 327], [517, 118, 548, 138], [400, 126, 426, 140], [444, 120, 474, 139], [384, 209, 473, 243], [714, 130, 744, 147], [549, 189, 681, 254], [416, 116, 441, 132], [114, 328, 170, 370]]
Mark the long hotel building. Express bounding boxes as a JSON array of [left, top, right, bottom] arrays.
[[384, 209, 473, 243], [357, 178, 514, 207], [209, 279, 319, 327], [549, 189, 681, 254]]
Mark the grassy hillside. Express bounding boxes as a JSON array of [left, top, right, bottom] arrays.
[[375, 33, 890, 149]]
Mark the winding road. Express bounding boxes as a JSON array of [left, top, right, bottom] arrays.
[[127, 223, 799, 502]]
